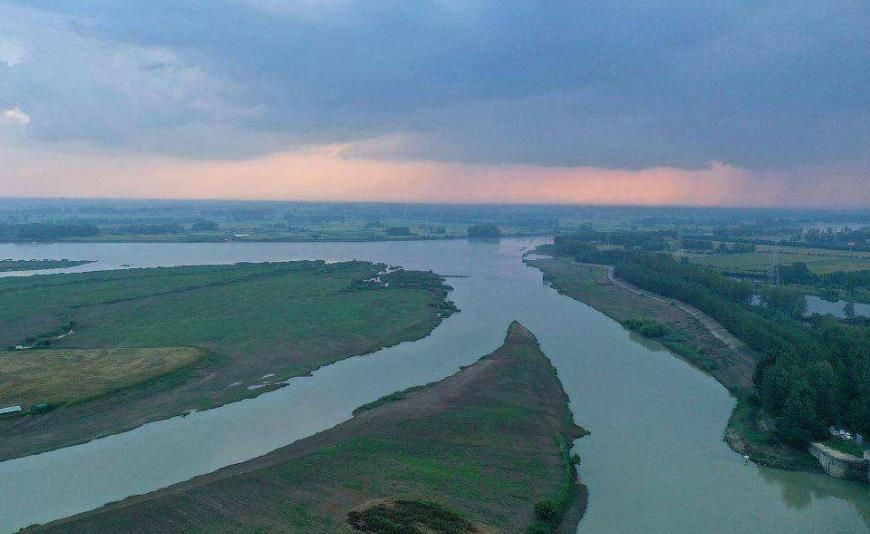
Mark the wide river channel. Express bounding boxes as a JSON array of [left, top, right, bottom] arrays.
[[0, 239, 867, 533]]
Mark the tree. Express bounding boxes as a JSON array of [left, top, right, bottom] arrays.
[[467, 224, 501, 238], [191, 220, 219, 232], [844, 301, 856, 319], [760, 286, 807, 319], [385, 226, 413, 236], [806, 359, 841, 424], [776, 384, 823, 445]]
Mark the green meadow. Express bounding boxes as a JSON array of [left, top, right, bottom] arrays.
[[0, 261, 456, 459]]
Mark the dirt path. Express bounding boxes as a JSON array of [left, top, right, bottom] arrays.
[[606, 266, 745, 351], [604, 266, 758, 389]]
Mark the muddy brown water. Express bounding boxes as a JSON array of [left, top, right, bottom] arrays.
[[0, 239, 867, 533]]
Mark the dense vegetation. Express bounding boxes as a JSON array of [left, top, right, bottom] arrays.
[[554, 230, 672, 252], [714, 224, 870, 252], [617, 255, 868, 445], [553, 233, 870, 446], [191, 220, 220, 231], [777, 262, 870, 299], [467, 224, 501, 238], [116, 223, 185, 234], [0, 223, 99, 242], [347, 500, 474, 533], [385, 226, 413, 236]]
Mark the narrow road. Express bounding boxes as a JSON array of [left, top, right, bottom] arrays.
[[606, 266, 747, 352]]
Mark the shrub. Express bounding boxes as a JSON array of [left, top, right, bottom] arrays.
[[347, 500, 473, 534], [534, 500, 557, 522]]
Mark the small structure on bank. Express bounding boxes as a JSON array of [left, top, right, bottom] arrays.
[[0, 405, 22, 416], [809, 442, 870, 483]]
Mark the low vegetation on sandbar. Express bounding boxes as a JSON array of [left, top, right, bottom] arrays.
[[0, 259, 93, 272], [29, 322, 588, 534], [0, 260, 456, 460]]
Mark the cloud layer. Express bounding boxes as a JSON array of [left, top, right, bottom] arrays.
[[0, 1, 868, 206], [0, 107, 29, 126]]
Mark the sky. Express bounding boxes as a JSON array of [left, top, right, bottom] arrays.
[[0, 1, 868, 207]]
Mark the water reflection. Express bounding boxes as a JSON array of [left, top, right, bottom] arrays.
[[758, 467, 870, 527], [805, 295, 870, 319]]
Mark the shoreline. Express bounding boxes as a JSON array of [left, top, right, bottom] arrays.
[[526, 255, 825, 474]]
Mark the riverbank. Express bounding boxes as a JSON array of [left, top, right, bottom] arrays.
[[27, 322, 588, 533], [528, 256, 821, 472], [0, 261, 456, 461], [528, 257, 758, 390], [0, 230, 548, 245]]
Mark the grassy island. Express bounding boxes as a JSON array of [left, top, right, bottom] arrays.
[[28, 323, 588, 534], [0, 261, 456, 460]]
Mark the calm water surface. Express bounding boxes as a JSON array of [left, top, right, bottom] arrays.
[[0, 240, 867, 533], [805, 295, 870, 319]]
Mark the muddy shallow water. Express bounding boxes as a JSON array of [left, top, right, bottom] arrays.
[[0, 239, 867, 533]]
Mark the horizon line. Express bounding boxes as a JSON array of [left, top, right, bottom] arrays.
[[0, 195, 867, 212]]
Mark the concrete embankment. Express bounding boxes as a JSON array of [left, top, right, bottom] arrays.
[[809, 443, 869, 482]]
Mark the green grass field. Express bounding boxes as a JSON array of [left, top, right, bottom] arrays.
[[33, 323, 587, 534], [822, 437, 865, 458], [1, 262, 450, 357], [0, 260, 455, 460], [684, 244, 870, 274]]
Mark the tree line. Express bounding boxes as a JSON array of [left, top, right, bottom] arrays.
[[0, 223, 100, 242]]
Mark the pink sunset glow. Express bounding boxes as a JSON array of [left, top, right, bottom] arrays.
[[2, 143, 865, 207]]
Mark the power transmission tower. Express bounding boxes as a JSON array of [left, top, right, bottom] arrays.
[[675, 227, 683, 257], [768, 241, 781, 286]]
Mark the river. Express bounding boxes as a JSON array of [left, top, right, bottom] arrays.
[[0, 239, 867, 533]]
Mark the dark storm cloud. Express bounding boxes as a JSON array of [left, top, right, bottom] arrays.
[[9, 0, 870, 170]]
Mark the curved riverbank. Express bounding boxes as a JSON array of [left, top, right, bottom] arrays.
[[527, 256, 826, 473]]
